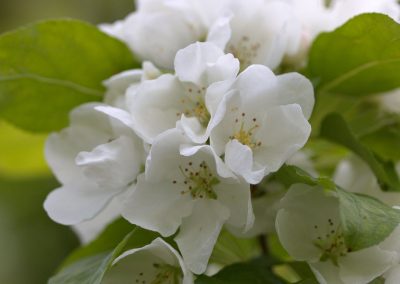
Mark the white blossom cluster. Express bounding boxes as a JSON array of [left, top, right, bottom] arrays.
[[44, 0, 400, 283]]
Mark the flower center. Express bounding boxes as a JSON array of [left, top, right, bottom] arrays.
[[313, 219, 350, 265], [227, 36, 261, 70], [151, 263, 182, 284], [176, 85, 211, 127], [229, 111, 262, 149], [173, 161, 219, 199]]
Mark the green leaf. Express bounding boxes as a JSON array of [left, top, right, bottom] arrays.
[[61, 218, 135, 267], [49, 225, 158, 284], [196, 256, 285, 284], [49, 230, 133, 284], [361, 121, 400, 161], [273, 164, 335, 190], [0, 19, 138, 132], [273, 164, 400, 251], [337, 188, 400, 251], [308, 13, 400, 96], [320, 113, 400, 191], [209, 229, 259, 266], [0, 120, 49, 176], [287, 262, 316, 281], [295, 279, 319, 284], [368, 277, 385, 284]]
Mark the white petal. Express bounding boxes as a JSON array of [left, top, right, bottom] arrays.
[[44, 184, 118, 225], [310, 262, 343, 284], [181, 81, 236, 144], [104, 238, 193, 284], [206, 53, 240, 84], [45, 103, 113, 185], [384, 265, 400, 284], [225, 140, 266, 184], [255, 104, 311, 174], [276, 72, 315, 119], [235, 65, 314, 118], [175, 199, 230, 274], [75, 136, 142, 190], [275, 184, 340, 261], [174, 42, 225, 86], [216, 181, 254, 233], [103, 69, 143, 109], [145, 128, 191, 181], [338, 246, 397, 284], [241, 184, 285, 237], [98, 20, 126, 41], [127, 74, 186, 144], [234, 65, 277, 107], [207, 13, 233, 50], [71, 193, 124, 244], [122, 175, 195, 237], [95, 106, 135, 131], [123, 12, 200, 69]]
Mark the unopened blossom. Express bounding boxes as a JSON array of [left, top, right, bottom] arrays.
[[127, 42, 239, 144], [334, 156, 400, 207], [103, 61, 161, 110], [44, 103, 145, 225], [210, 64, 314, 184], [276, 184, 400, 284], [122, 129, 254, 274], [102, 238, 193, 284]]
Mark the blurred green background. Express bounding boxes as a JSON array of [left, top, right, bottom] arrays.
[[0, 1, 134, 283]]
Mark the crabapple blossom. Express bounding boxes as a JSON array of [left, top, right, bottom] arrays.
[[282, 0, 400, 67], [100, 0, 230, 69], [276, 184, 400, 284], [334, 156, 400, 207], [220, 0, 301, 71], [127, 42, 239, 144], [44, 103, 145, 225], [103, 61, 161, 110], [102, 238, 193, 284], [243, 151, 318, 237], [122, 128, 254, 274], [210, 64, 314, 184], [100, 0, 301, 71]]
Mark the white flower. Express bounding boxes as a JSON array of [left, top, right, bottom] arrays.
[[334, 156, 400, 207], [329, 0, 400, 27], [44, 103, 145, 225], [384, 265, 400, 284], [242, 151, 317, 237], [276, 184, 400, 284], [102, 238, 193, 284], [100, 0, 230, 69], [377, 89, 400, 114], [122, 128, 254, 274], [282, 0, 400, 67], [127, 42, 239, 144], [218, 0, 301, 71], [210, 64, 314, 184], [241, 181, 285, 238], [103, 61, 161, 110], [100, 0, 302, 71], [71, 195, 124, 244]]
